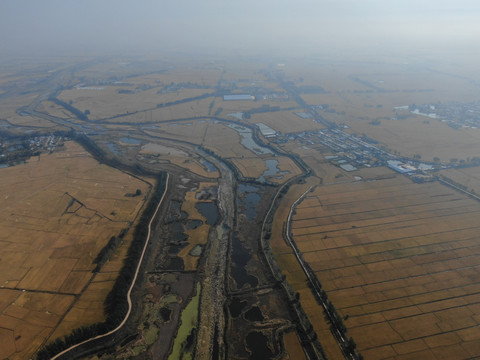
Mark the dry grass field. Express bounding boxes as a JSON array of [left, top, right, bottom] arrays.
[[151, 66, 222, 87], [143, 119, 209, 144], [138, 142, 219, 179], [58, 87, 214, 121], [439, 167, 480, 195], [281, 58, 479, 102], [344, 117, 480, 162], [279, 140, 349, 183], [178, 183, 216, 271], [229, 155, 301, 183], [282, 331, 307, 360], [248, 111, 324, 133], [0, 94, 57, 129], [37, 100, 76, 119], [72, 60, 222, 88], [230, 157, 267, 178], [99, 97, 215, 123], [144, 120, 296, 180], [0, 141, 150, 360], [219, 62, 267, 83], [271, 156, 303, 183], [290, 174, 480, 360], [215, 98, 299, 117], [203, 123, 249, 158], [71, 62, 140, 84]]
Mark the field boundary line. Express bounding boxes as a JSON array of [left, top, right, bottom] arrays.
[[284, 185, 360, 360], [50, 173, 170, 360], [438, 178, 480, 201]]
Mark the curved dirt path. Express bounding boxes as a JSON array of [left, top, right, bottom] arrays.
[[51, 173, 170, 360]]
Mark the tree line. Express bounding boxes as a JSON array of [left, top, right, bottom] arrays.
[[37, 172, 167, 360]]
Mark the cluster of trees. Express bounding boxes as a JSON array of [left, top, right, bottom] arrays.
[[302, 261, 363, 359], [37, 323, 109, 360], [124, 189, 142, 197], [37, 173, 167, 360], [438, 175, 477, 195], [49, 96, 89, 121], [242, 104, 283, 118], [262, 174, 362, 360], [156, 92, 212, 109], [256, 175, 330, 359], [93, 228, 127, 272]]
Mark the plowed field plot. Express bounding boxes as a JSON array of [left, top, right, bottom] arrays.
[[0, 141, 149, 360], [291, 175, 480, 360]]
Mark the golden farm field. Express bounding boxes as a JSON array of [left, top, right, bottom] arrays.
[[102, 97, 215, 123], [270, 176, 346, 360], [439, 167, 480, 195], [58, 86, 214, 120], [215, 98, 298, 116], [0, 141, 150, 360], [291, 175, 480, 360], [248, 111, 324, 133], [0, 95, 57, 129]]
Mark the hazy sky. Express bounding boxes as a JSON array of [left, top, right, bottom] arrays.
[[1, 0, 479, 58]]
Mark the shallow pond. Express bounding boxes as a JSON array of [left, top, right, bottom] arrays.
[[195, 202, 219, 225], [226, 124, 272, 155], [229, 298, 248, 318], [185, 219, 203, 230], [105, 142, 121, 156], [238, 184, 260, 221], [120, 137, 142, 145], [159, 307, 172, 322], [167, 257, 184, 271], [231, 235, 258, 289], [244, 306, 264, 322], [201, 159, 216, 172], [246, 331, 274, 360], [168, 243, 187, 255]]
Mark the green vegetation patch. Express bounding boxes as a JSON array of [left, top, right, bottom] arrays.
[[168, 282, 201, 360], [144, 326, 159, 345]]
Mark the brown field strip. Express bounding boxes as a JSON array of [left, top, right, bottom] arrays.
[[178, 183, 215, 271], [269, 176, 346, 360], [291, 175, 480, 359], [283, 331, 307, 360], [58, 86, 215, 121], [100, 97, 215, 123], [0, 141, 150, 360]]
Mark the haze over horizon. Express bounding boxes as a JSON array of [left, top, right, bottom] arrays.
[[1, 0, 479, 61]]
